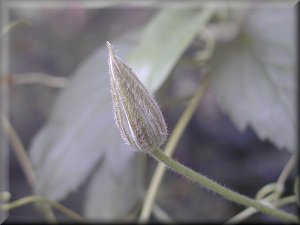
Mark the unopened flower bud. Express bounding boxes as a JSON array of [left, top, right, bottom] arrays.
[[107, 41, 167, 153]]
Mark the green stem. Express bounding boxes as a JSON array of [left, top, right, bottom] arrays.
[[1, 113, 56, 222], [227, 154, 298, 223], [226, 195, 274, 224], [151, 148, 299, 223], [38, 203, 57, 223], [138, 5, 217, 222], [1, 114, 35, 188], [276, 195, 297, 207], [139, 78, 209, 222], [276, 154, 297, 196], [0, 195, 87, 223], [255, 183, 276, 200], [227, 195, 297, 224], [226, 206, 257, 224]]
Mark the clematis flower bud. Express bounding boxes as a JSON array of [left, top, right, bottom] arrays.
[[107, 41, 167, 153]]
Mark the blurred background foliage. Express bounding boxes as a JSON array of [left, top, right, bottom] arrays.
[[2, 2, 297, 223]]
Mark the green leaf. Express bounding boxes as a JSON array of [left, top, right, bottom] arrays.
[[84, 154, 143, 220], [29, 35, 138, 201], [129, 7, 215, 93], [210, 8, 296, 152]]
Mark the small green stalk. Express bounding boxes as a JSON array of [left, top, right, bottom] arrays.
[[151, 148, 299, 224]]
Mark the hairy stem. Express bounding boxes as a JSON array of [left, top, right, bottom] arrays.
[[151, 148, 299, 223], [139, 77, 209, 222], [227, 154, 298, 223], [138, 5, 218, 222]]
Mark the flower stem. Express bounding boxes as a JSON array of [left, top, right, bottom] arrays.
[[1, 113, 57, 222], [138, 77, 209, 222], [151, 148, 299, 223], [227, 154, 297, 223], [1, 113, 35, 187], [0, 195, 87, 223]]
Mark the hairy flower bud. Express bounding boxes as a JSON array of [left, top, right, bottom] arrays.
[[107, 41, 167, 153]]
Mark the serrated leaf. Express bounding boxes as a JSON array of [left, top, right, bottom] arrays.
[[84, 154, 143, 220], [210, 8, 296, 152], [129, 7, 215, 93], [29, 35, 137, 201]]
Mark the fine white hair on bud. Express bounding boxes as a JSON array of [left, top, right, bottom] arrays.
[[106, 41, 167, 153]]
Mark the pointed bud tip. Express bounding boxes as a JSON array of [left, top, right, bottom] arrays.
[[106, 41, 114, 56]]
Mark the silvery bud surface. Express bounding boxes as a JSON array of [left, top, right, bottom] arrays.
[[107, 41, 167, 153]]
